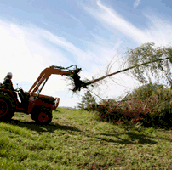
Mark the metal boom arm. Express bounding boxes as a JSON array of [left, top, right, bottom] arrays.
[[28, 65, 79, 95]]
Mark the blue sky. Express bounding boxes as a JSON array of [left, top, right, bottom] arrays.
[[0, 0, 172, 107]]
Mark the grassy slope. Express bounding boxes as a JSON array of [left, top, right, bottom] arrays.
[[0, 108, 172, 170]]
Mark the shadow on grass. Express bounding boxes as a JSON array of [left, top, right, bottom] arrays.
[[97, 132, 158, 144], [6, 119, 82, 133], [5, 119, 159, 144], [3, 119, 165, 145]]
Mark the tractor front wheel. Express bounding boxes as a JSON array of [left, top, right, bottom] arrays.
[[31, 106, 52, 124]]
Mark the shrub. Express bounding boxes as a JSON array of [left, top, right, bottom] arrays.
[[95, 83, 172, 129]]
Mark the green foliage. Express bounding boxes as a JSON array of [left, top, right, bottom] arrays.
[[126, 42, 172, 86], [96, 83, 172, 129], [126, 82, 164, 100], [77, 91, 96, 110]]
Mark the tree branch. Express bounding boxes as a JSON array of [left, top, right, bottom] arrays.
[[84, 56, 171, 86]]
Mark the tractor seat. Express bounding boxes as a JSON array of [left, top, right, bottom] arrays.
[[19, 89, 28, 104]]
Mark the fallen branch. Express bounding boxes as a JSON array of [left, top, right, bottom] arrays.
[[71, 56, 171, 92]]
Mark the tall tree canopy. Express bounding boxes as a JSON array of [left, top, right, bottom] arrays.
[[126, 42, 172, 86]]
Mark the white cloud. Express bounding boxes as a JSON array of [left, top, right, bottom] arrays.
[[144, 14, 172, 46], [0, 20, 71, 97], [41, 30, 101, 67], [83, 1, 172, 47], [134, 0, 141, 8], [0, 18, 141, 107], [84, 1, 154, 44]]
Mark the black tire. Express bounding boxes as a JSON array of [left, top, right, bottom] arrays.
[[31, 106, 40, 121], [31, 106, 52, 124], [0, 95, 15, 121]]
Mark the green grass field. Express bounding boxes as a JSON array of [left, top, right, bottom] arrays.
[[0, 108, 172, 169]]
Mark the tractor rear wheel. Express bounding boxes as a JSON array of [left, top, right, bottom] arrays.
[[0, 95, 14, 121], [31, 106, 52, 124]]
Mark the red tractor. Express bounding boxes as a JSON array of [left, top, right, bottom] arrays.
[[0, 65, 82, 124]]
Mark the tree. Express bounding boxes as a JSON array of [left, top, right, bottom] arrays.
[[126, 42, 172, 86], [77, 91, 96, 110], [71, 42, 172, 92]]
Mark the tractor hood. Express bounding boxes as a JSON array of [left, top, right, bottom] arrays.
[[29, 92, 60, 110]]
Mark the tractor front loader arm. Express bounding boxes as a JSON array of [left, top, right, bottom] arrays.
[[28, 65, 82, 95]]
